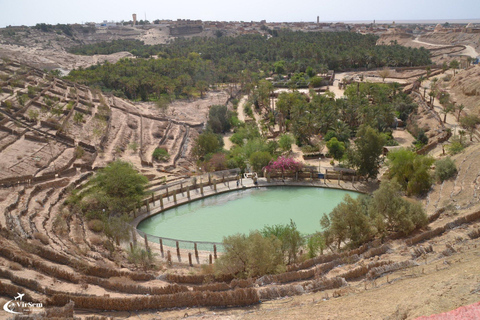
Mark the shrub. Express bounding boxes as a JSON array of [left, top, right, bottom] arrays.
[[152, 147, 170, 162], [215, 231, 284, 278], [87, 219, 104, 233], [33, 232, 50, 245], [8, 262, 22, 271], [435, 157, 457, 182]]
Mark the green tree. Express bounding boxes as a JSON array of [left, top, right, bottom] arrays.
[[306, 232, 325, 258], [208, 105, 232, 134], [192, 131, 224, 160], [215, 231, 284, 278], [449, 59, 459, 76], [88, 160, 149, 215], [249, 151, 272, 172], [261, 220, 304, 264], [278, 133, 295, 152], [321, 194, 373, 249], [387, 148, 434, 196], [460, 114, 480, 142], [348, 125, 386, 180], [434, 157, 457, 182], [369, 180, 428, 235], [326, 137, 345, 161]]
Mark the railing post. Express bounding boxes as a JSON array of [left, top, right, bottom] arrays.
[[187, 187, 190, 199], [209, 254, 213, 264], [159, 238, 164, 258], [200, 182, 204, 195], [213, 180, 217, 192], [167, 250, 172, 265], [176, 241, 180, 257], [214, 245, 217, 259], [181, 183, 184, 195], [194, 243, 199, 260], [188, 252, 193, 267], [166, 187, 169, 200], [173, 190, 177, 203]]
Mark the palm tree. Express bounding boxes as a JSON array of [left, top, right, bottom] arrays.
[[456, 104, 465, 122]]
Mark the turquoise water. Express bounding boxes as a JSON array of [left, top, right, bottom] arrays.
[[138, 186, 359, 243]]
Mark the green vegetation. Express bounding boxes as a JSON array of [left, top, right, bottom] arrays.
[[215, 231, 284, 278], [66, 160, 149, 245], [326, 138, 346, 161], [321, 180, 427, 249], [207, 105, 233, 134], [434, 157, 457, 182], [261, 220, 304, 264], [152, 147, 170, 162], [386, 148, 435, 196], [460, 114, 480, 142], [347, 125, 386, 180], [65, 32, 430, 102]]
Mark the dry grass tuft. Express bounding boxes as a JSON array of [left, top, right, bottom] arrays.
[[87, 219, 104, 233], [8, 261, 22, 271], [33, 232, 50, 245]]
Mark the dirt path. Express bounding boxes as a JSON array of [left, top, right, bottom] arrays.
[[236, 95, 248, 122], [460, 45, 479, 58], [413, 36, 448, 48]]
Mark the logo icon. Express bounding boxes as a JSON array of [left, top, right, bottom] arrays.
[[3, 293, 43, 315]]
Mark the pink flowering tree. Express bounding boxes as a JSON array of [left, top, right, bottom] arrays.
[[263, 156, 303, 174]]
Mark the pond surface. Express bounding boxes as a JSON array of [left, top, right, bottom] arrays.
[[138, 186, 359, 243]]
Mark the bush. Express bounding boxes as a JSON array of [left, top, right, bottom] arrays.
[[435, 157, 457, 182], [215, 231, 284, 278], [152, 147, 170, 162], [87, 219, 104, 233], [33, 232, 50, 245]]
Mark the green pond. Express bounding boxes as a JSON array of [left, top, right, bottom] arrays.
[[138, 186, 359, 243]]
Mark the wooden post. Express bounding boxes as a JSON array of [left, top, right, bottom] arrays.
[[214, 245, 217, 259], [144, 234, 149, 249], [214, 180, 217, 192], [187, 187, 190, 199], [208, 173, 211, 185], [200, 182, 204, 195], [166, 187, 169, 200], [173, 190, 177, 203], [151, 193, 154, 203], [176, 241, 180, 257], [194, 243, 199, 260], [209, 254, 213, 264], [160, 195, 163, 208], [180, 183, 184, 195], [131, 229, 137, 245], [188, 252, 193, 267], [160, 239, 164, 258], [167, 250, 172, 265]]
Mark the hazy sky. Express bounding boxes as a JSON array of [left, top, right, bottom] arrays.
[[1, 0, 479, 27]]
